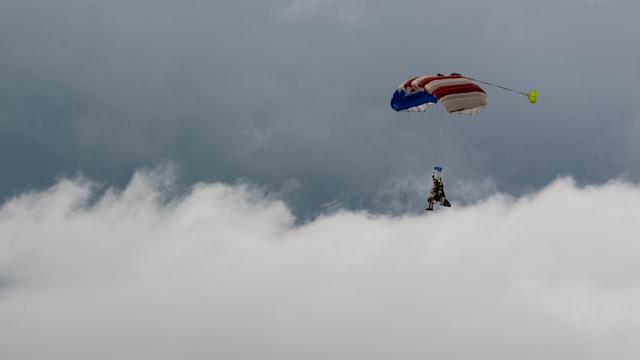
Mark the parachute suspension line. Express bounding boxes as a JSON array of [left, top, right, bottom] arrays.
[[467, 77, 528, 96], [466, 77, 538, 104], [432, 105, 445, 170]]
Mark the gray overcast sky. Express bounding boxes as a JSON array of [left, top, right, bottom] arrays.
[[1, 0, 639, 216], [2, 2, 640, 358]]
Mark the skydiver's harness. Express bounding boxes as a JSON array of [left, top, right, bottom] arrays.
[[429, 178, 445, 201], [432, 178, 444, 197], [429, 166, 445, 201]]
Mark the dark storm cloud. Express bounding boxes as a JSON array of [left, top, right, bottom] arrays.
[[1, 0, 639, 216]]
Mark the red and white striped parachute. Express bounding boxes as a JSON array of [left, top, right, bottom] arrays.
[[391, 73, 487, 115]]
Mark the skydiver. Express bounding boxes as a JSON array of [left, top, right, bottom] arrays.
[[425, 166, 451, 211]]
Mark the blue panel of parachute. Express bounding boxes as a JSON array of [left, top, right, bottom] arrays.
[[390, 89, 438, 112]]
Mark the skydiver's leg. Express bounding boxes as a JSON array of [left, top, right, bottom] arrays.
[[439, 192, 451, 207], [426, 192, 434, 211]]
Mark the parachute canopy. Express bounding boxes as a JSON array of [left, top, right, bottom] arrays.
[[391, 73, 487, 115]]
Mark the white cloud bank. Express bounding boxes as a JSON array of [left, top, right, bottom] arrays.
[[1, 168, 639, 360]]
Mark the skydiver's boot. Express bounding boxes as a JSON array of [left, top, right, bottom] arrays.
[[443, 199, 451, 207]]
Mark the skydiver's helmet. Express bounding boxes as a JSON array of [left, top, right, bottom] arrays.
[[432, 165, 443, 180]]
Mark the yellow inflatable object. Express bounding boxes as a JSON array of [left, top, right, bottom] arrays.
[[528, 89, 539, 104]]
